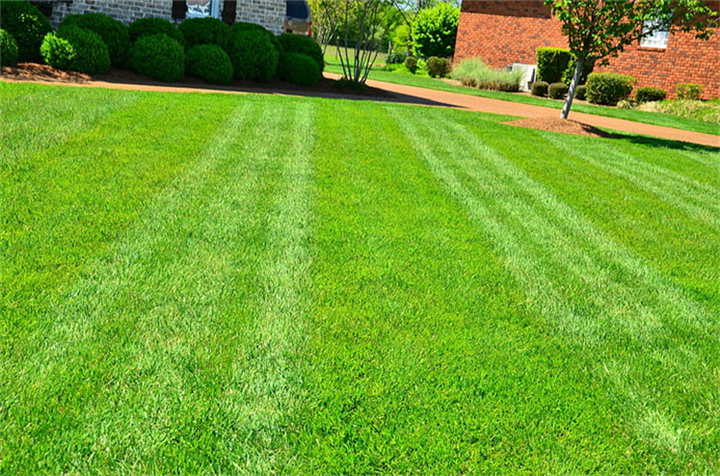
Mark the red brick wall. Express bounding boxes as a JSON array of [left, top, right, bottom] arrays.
[[455, 0, 719, 99]]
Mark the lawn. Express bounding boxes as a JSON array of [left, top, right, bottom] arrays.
[[2, 82, 718, 475], [322, 48, 720, 136]]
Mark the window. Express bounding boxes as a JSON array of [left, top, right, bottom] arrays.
[[640, 17, 670, 49], [187, 0, 220, 18]]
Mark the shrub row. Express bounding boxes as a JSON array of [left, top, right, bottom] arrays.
[[42, 25, 111, 74], [536, 47, 594, 85]]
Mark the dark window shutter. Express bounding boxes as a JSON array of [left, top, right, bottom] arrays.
[[222, 1, 237, 25], [171, 1, 187, 20]]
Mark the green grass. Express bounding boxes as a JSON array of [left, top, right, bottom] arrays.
[[323, 54, 720, 136], [2, 82, 718, 475]]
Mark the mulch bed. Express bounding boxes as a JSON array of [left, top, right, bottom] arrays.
[[505, 116, 615, 139]]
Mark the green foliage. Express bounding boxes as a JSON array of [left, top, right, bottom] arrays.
[[60, 13, 130, 66], [130, 33, 185, 82], [412, 1, 459, 59], [450, 58, 522, 91], [675, 83, 703, 100], [41, 26, 111, 74], [391, 23, 410, 53], [128, 17, 185, 47], [277, 52, 321, 85], [0, 0, 52, 62], [637, 98, 720, 124], [180, 17, 230, 49], [586, 72, 635, 106], [535, 47, 571, 83], [277, 33, 323, 73], [548, 82, 569, 99], [404, 55, 418, 73], [222, 29, 279, 81], [575, 84, 587, 101], [425, 56, 451, 78], [635, 87, 667, 103], [562, 55, 594, 85], [185, 44, 233, 85], [385, 52, 406, 64], [0, 29, 19, 66], [531, 80, 549, 97]]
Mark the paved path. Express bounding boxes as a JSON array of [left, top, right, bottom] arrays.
[[335, 74, 719, 148]]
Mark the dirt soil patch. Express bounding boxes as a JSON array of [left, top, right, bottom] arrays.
[[505, 116, 615, 139], [1, 63, 394, 99]]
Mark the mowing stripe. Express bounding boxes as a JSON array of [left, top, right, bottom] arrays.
[[392, 109, 717, 457], [539, 132, 719, 228], [2, 99, 315, 474]]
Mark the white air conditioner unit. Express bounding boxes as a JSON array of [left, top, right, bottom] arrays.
[[511, 63, 537, 92]]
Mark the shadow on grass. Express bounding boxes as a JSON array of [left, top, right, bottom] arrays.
[[610, 131, 720, 153]]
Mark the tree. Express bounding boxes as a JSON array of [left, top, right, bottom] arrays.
[[411, 1, 459, 58], [545, 0, 718, 119]]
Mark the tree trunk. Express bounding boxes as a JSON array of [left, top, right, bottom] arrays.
[[561, 58, 584, 120]]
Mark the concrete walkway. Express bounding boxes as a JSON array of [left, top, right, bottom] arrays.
[[339, 74, 719, 148]]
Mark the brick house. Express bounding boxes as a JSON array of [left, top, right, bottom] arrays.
[[454, 0, 720, 99], [49, 0, 285, 34]]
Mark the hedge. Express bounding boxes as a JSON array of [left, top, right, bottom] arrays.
[[0, 0, 52, 62], [185, 44, 233, 85], [0, 29, 19, 66], [129, 17, 185, 47], [586, 73, 636, 106], [536, 48, 571, 84], [222, 29, 278, 81], [180, 17, 230, 49], [277, 52, 321, 85], [61, 13, 130, 66], [635, 87, 667, 103], [277, 33, 323, 73], [41, 25, 111, 74], [130, 33, 185, 82]]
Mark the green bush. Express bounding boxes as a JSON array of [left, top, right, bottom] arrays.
[[185, 44, 233, 85], [41, 26, 111, 74], [129, 17, 185, 47], [450, 58, 522, 91], [548, 82, 569, 99], [635, 87, 667, 103], [412, 2, 459, 58], [404, 56, 418, 74], [536, 48, 571, 83], [277, 52, 320, 85], [222, 29, 278, 81], [1, 29, 19, 66], [60, 13, 130, 66], [385, 52, 406, 65], [180, 17, 229, 49], [277, 33, 323, 73], [675, 83, 703, 100], [586, 72, 636, 106], [575, 85, 587, 101], [231, 21, 268, 34], [130, 33, 184, 82], [531, 81, 548, 97], [0, 0, 52, 62], [425, 56, 451, 78]]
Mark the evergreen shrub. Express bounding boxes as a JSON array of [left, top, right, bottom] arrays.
[[130, 33, 185, 82]]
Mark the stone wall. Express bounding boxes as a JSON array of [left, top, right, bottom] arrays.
[[50, 0, 285, 34], [455, 0, 720, 99]]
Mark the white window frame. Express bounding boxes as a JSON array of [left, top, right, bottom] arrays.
[[640, 17, 670, 49], [186, 0, 221, 19]]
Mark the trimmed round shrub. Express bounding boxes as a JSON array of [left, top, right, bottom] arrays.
[[586, 72, 636, 106], [130, 33, 184, 82], [675, 83, 703, 100], [635, 87, 667, 103], [531, 81, 548, 97], [61, 13, 130, 66], [129, 17, 185, 46], [404, 56, 418, 74], [231, 21, 284, 60], [575, 84, 587, 101], [426, 56, 451, 78], [1, 29, 19, 66], [477, 80, 519, 92], [222, 29, 278, 81], [41, 25, 111, 74], [185, 44, 232, 85], [277, 52, 320, 85], [180, 17, 229, 48], [0, 0, 52, 62], [548, 82, 569, 99], [277, 33, 323, 73]]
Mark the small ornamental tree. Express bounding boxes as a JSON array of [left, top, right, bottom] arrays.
[[411, 1, 460, 58], [545, 0, 718, 119]]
